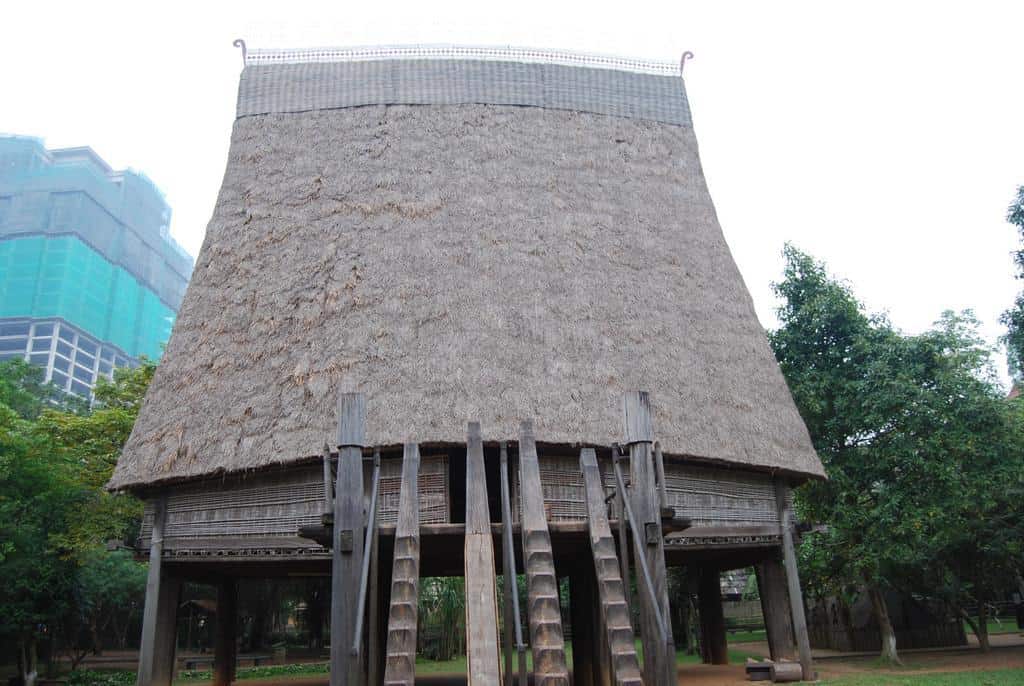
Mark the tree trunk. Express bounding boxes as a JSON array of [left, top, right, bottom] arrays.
[[867, 586, 901, 666], [90, 618, 103, 656], [975, 600, 991, 653], [20, 638, 39, 686]]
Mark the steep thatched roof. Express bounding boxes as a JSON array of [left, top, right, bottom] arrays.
[[109, 46, 823, 490]]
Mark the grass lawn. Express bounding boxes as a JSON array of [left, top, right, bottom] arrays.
[[725, 628, 767, 643], [969, 618, 1021, 635], [821, 669, 1024, 685]]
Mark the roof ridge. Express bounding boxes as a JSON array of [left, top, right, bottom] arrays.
[[241, 43, 684, 77]]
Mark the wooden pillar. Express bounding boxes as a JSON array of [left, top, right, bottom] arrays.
[[775, 481, 814, 681], [698, 567, 728, 665], [331, 393, 366, 686], [622, 392, 675, 686], [214, 578, 238, 686], [138, 496, 181, 686], [756, 555, 796, 661], [568, 567, 595, 686]]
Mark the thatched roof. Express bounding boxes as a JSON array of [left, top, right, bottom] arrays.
[[109, 46, 823, 490]]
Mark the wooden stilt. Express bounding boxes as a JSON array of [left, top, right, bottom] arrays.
[[568, 567, 595, 686], [138, 496, 181, 686], [214, 578, 238, 686], [622, 392, 675, 686], [368, 484, 381, 686], [756, 555, 796, 661], [331, 393, 366, 686], [500, 443, 515, 686], [518, 420, 571, 685], [698, 567, 728, 665], [464, 422, 501, 685], [775, 481, 815, 681]]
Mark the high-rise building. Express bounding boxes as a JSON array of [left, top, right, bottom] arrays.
[[0, 135, 193, 398]]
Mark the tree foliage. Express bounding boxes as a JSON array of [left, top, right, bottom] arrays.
[[0, 359, 154, 678], [1000, 185, 1024, 377], [771, 245, 1024, 656]]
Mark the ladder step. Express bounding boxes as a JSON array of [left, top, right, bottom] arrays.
[[382, 444, 422, 686], [519, 421, 570, 683], [580, 448, 645, 686]]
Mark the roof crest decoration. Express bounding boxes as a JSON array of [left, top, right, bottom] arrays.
[[235, 42, 685, 77]]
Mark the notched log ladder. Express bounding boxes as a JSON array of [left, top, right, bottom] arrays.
[[383, 443, 421, 686], [580, 448, 643, 686]]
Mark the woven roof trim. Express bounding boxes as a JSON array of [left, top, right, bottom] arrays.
[[244, 44, 682, 77]]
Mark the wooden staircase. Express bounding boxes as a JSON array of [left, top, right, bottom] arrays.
[[382, 444, 421, 686], [518, 422, 571, 685], [580, 448, 643, 686]]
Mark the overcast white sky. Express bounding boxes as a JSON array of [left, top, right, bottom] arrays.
[[4, 1, 1023, 383]]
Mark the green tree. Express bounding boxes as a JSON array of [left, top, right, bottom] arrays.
[[0, 401, 78, 684], [1000, 185, 1024, 377], [0, 360, 155, 680], [770, 246, 1024, 661]]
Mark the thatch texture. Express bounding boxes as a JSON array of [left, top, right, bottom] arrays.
[[109, 55, 823, 490]]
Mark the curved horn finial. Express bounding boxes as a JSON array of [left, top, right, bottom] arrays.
[[233, 38, 248, 67], [680, 50, 694, 76]]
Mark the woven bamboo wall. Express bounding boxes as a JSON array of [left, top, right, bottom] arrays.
[[511, 455, 786, 527], [140, 456, 449, 551]]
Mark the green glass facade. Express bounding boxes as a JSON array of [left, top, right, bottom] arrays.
[[0, 235, 174, 359]]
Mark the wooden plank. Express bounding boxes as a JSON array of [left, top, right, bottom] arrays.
[[622, 393, 675, 686], [756, 556, 796, 661], [621, 391, 654, 444], [138, 496, 181, 686], [382, 444, 421, 686], [465, 422, 490, 534], [698, 566, 728, 665], [518, 421, 570, 685], [213, 578, 237, 686], [465, 533, 502, 685], [336, 392, 367, 447], [464, 422, 501, 684], [323, 444, 333, 513], [775, 481, 815, 681], [580, 449, 642, 686], [331, 393, 366, 686]]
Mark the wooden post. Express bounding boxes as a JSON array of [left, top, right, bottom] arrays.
[[756, 555, 796, 661], [368, 489, 381, 686], [138, 496, 181, 686], [214, 578, 238, 686], [464, 422, 502, 685], [697, 567, 728, 665], [568, 567, 595, 686], [622, 392, 675, 686], [500, 443, 514, 686], [331, 393, 366, 686], [775, 481, 814, 681]]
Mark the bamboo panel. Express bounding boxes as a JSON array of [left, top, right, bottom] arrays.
[[661, 464, 783, 527], [377, 454, 449, 525], [140, 457, 451, 549]]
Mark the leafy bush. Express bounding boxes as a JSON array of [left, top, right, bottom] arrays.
[[66, 670, 135, 686]]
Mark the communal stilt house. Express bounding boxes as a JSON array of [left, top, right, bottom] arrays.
[[109, 44, 825, 685]]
